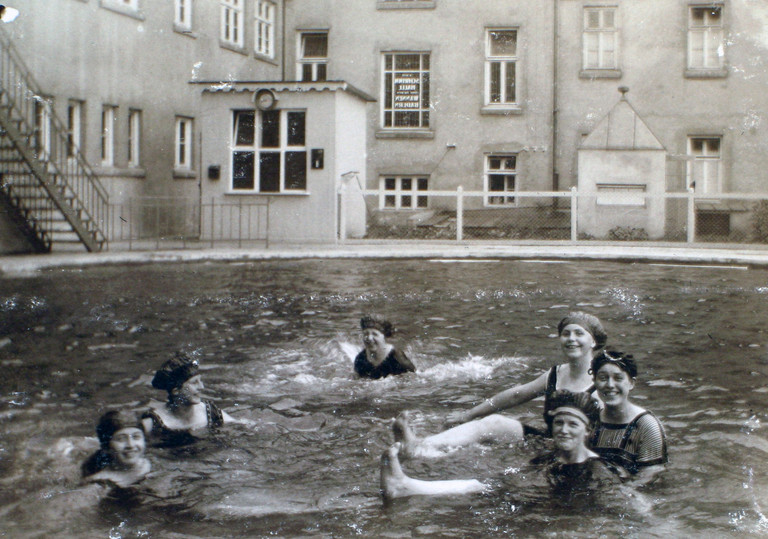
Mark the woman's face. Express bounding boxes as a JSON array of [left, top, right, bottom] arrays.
[[559, 324, 596, 359], [176, 374, 204, 404], [362, 328, 387, 352], [109, 427, 146, 468], [594, 363, 635, 406], [551, 414, 589, 453]]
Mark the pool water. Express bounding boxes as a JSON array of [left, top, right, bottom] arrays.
[[0, 258, 767, 537]]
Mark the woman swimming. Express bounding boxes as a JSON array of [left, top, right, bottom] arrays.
[[380, 390, 619, 499], [142, 351, 240, 446], [82, 409, 151, 488], [589, 350, 668, 486], [354, 314, 416, 379], [393, 312, 606, 456]]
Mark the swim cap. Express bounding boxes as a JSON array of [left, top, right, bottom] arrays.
[[546, 390, 602, 428], [151, 351, 200, 392], [557, 312, 607, 350], [590, 350, 638, 378], [96, 410, 144, 449], [360, 314, 393, 338]]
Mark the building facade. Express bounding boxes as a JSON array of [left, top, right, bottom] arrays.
[[0, 0, 766, 251]]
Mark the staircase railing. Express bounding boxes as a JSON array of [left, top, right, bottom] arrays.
[[0, 25, 109, 251]]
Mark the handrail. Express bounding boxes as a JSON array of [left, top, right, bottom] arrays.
[[0, 25, 109, 250]]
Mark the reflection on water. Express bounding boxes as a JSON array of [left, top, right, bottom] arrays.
[[0, 259, 767, 536]]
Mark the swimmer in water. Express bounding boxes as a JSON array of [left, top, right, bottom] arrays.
[[82, 409, 151, 487], [393, 312, 606, 457], [588, 350, 668, 486], [354, 314, 416, 379], [381, 391, 622, 499], [142, 351, 241, 446]]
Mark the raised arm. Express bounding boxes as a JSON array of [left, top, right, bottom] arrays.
[[445, 370, 549, 427]]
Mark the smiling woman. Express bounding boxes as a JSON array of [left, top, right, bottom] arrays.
[[81, 410, 151, 488], [589, 351, 669, 486], [354, 314, 416, 379], [391, 312, 607, 457], [380, 390, 622, 500]]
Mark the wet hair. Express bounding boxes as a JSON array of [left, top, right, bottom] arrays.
[[151, 351, 200, 393], [557, 312, 607, 350], [590, 350, 638, 378], [546, 390, 602, 428], [360, 314, 393, 338], [83, 409, 144, 477]]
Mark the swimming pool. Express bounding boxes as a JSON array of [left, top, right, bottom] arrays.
[[0, 258, 766, 537]]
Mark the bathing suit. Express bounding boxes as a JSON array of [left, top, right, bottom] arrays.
[[530, 453, 621, 493], [523, 365, 596, 437], [589, 410, 668, 475], [141, 401, 224, 447], [81, 449, 113, 478], [354, 348, 415, 379]]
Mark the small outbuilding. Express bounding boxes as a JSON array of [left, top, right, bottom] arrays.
[[577, 89, 667, 240], [197, 81, 373, 244]]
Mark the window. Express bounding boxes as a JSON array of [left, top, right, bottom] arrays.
[[100, 0, 139, 15], [231, 109, 307, 193], [220, 0, 243, 48], [596, 184, 646, 206], [298, 32, 328, 82], [583, 7, 617, 70], [687, 136, 721, 195], [485, 30, 517, 106], [377, 0, 436, 8], [128, 109, 141, 167], [101, 105, 117, 166], [255, 0, 275, 58], [175, 116, 193, 169], [485, 155, 516, 206], [688, 5, 724, 70], [175, 0, 192, 30], [66, 100, 83, 158], [382, 52, 430, 129], [380, 176, 428, 210]]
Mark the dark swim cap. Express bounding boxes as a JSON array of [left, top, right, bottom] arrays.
[[590, 350, 638, 378], [546, 390, 602, 428], [557, 312, 607, 350], [151, 351, 200, 392], [96, 410, 144, 449], [360, 314, 393, 337]]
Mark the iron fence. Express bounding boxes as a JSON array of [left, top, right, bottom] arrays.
[[106, 197, 269, 250], [343, 187, 768, 245]]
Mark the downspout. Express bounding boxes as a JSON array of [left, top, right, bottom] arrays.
[[552, 0, 559, 195], [281, 0, 287, 81]]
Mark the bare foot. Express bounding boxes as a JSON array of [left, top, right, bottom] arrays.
[[391, 411, 420, 458], [380, 443, 408, 500]]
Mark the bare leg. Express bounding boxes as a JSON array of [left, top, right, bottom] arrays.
[[380, 443, 485, 500], [393, 412, 524, 458]]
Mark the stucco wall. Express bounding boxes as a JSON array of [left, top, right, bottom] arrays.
[[286, 0, 556, 208], [556, 0, 768, 194], [578, 150, 667, 238]]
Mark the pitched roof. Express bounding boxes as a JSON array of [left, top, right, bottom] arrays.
[[580, 92, 665, 150]]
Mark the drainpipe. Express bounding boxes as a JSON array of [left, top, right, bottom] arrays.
[[281, 0, 287, 81], [552, 0, 559, 196]]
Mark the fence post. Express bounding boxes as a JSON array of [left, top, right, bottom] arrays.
[[338, 180, 347, 244], [687, 187, 695, 243], [570, 186, 578, 242], [456, 186, 463, 242]]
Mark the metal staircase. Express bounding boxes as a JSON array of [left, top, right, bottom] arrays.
[[0, 27, 108, 252]]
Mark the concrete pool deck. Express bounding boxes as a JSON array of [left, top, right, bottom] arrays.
[[2, 241, 768, 274]]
